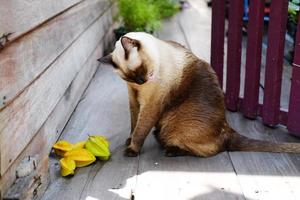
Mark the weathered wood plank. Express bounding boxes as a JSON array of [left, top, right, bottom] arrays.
[[42, 65, 138, 200], [135, 135, 245, 200], [242, 0, 265, 119], [262, 0, 289, 126], [0, 0, 82, 44], [210, 0, 225, 87], [3, 157, 49, 200], [227, 112, 300, 200], [225, 0, 244, 111], [0, 37, 105, 197], [157, 15, 186, 46], [287, 13, 300, 136], [134, 12, 244, 200], [0, 8, 112, 175], [0, 0, 110, 110], [178, 0, 211, 62]]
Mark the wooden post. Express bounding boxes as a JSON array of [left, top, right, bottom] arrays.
[[287, 13, 300, 136], [225, 0, 244, 111], [262, 0, 289, 126], [211, 0, 225, 88], [242, 0, 265, 119]]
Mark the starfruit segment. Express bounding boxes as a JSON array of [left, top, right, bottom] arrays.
[[85, 135, 110, 160], [53, 140, 73, 156], [98, 155, 110, 161], [60, 157, 76, 176], [72, 141, 86, 150], [54, 149, 67, 157], [64, 149, 96, 167], [94, 135, 110, 148]]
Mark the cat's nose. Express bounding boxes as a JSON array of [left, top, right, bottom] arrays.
[[135, 76, 146, 85]]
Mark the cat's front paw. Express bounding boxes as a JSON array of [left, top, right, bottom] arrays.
[[124, 147, 139, 157]]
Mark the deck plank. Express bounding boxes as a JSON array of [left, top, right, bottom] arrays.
[[42, 1, 300, 199], [227, 112, 300, 200], [42, 65, 139, 200], [135, 8, 245, 200], [0, 36, 104, 198], [178, 0, 212, 62], [135, 135, 245, 200]]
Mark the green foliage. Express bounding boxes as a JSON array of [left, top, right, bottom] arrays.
[[118, 0, 160, 32], [117, 0, 179, 32], [152, 0, 180, 19], [288, 0, 299, 23]]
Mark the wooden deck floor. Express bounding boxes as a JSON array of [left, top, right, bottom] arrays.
[[42, 1, 300, 199]]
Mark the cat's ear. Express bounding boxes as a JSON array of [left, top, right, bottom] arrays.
[[121, 36, 140, 54], [97, 54, 113, 64]]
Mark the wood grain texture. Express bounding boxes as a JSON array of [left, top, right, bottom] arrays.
[[43, 5, 245, 200], [42, 65, 137, 200], [135, 135, 245, 200], [0, 38, 105, 197], [262, 0, 289, 126], [0, 0, 110, 110], [42, 1, 300, 200], [227, 112, 300, 200], [0, 7, 112, 175], [178, 0, 211, 62], [135, 12, 244, 200], [3, 156, 50, 200], [0, 0, 82, 43]]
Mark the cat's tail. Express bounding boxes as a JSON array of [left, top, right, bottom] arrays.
[[226, 129, 300, 153]]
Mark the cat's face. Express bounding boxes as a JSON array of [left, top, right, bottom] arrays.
[[99, 32, 158, 85]]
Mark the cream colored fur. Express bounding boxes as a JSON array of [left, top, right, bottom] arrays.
[[111, 32, 188, 104]]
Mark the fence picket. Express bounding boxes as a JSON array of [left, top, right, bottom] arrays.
[[211, 0, 226, 88], [287, 13, 300, 136], [262, 0, 289, 126], [242, 0, 265, 119], [225, 0, 244, 111]]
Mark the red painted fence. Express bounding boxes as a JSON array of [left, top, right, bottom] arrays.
[[211, 0, 300, 136]]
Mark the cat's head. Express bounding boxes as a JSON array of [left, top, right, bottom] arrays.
[[98, 32, 159, 85]]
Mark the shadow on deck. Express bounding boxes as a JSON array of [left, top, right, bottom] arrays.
[[42, 1, 300, 199]]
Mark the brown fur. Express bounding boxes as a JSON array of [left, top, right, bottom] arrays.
[[99, 33, 300, 157]]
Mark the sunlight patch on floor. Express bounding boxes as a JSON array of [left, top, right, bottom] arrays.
[[104, 170, 300, 200], [85, 196, 99, 200], [238, 174, 300, 200]]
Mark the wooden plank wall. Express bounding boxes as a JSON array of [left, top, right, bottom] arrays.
[[0, 0, 114, 199]]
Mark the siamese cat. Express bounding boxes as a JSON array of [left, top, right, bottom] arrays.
[[99, 32, 300, 157]]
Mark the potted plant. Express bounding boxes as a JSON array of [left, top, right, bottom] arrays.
[[114, 0, 179, 40]]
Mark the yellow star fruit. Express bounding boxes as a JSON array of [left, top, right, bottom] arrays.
[[60, 157, 76, 176], [52, 135, 109, 177], [53, 140, 73, 156], [72, 141, 86, 150], [85, 135, 110, 160], [64, 149, 96, 167]]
